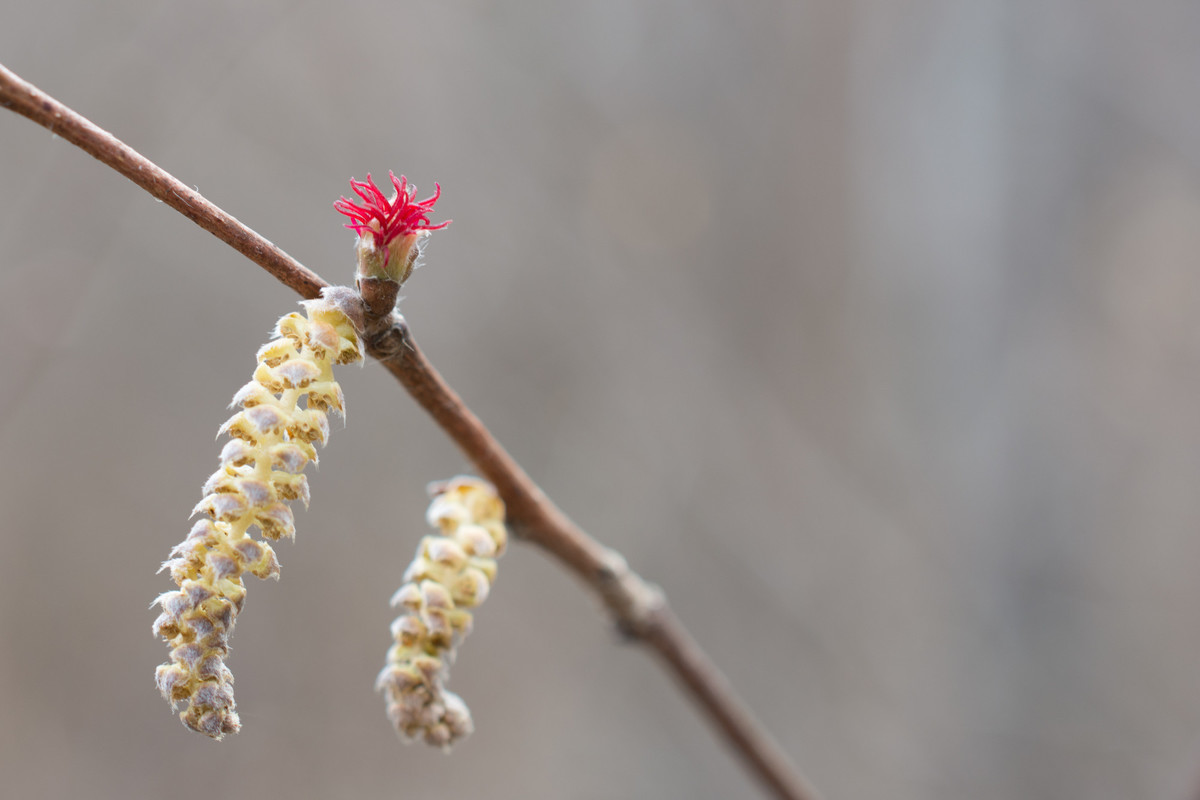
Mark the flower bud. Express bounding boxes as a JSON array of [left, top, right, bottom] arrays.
[[334, 171, 450, 290]]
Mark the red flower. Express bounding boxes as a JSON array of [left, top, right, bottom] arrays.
[[334, 172, 450, 269]]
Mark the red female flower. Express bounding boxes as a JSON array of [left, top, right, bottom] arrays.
[[334, 171, 450, 284]]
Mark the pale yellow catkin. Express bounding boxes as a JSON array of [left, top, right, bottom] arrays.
[[152, 291, 363, 739], [376, 477, 508, 749]]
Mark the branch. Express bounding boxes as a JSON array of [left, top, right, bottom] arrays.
[[0, 61, 823, 800], [0, 63, 326, 300]]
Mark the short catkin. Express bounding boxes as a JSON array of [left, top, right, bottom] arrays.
[[377, 477, 508, 748], [152, 289, 363, 739]]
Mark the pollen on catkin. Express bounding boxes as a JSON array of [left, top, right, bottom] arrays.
[[152, 289, 364, 739], [377, 477, 509, 749]]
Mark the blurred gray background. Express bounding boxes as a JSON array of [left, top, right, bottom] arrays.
[[2, 2, 1200, 798]]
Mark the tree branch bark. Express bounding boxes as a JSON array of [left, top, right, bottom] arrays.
[[0, 61, 823, 800]]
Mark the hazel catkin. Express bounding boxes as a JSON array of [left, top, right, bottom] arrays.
[[376, 477, 508, 749], [152, 289, 363, 738]]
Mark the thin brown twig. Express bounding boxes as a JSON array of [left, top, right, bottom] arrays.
[[0, 61, 823, 800], [0, 64, 327, 301]]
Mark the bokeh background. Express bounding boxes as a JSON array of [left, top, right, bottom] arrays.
[[2, 2, 1200, 798]]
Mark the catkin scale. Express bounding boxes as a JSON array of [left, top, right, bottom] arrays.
[[377, 477, 508, 749], [152, 289, 363, 739]]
